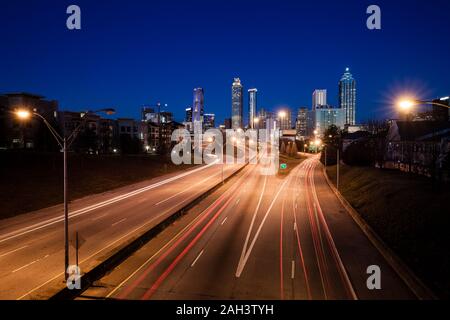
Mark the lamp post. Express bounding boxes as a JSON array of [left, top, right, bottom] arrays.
[[398, 98, 450, 111], [14, 107, 115, 280]]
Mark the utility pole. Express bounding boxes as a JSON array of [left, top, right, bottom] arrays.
[[158, 102, 162, 155], [337, 148, 340, 191], [63, 136, 69, 280]]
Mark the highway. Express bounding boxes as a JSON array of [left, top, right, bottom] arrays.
[[81, 155, 416, 300], [0, 161, 244, 299]]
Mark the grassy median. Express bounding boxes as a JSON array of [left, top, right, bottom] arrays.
[[0, 151, 195, 219], [326, 164, 449, 299]]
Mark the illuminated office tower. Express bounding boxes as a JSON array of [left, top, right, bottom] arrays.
[[248, 88, 258, 129], [231, 78, 243, 130], [193, 88, 204, 123], [312, 89, 327, 109], [339, 67, 356, 125]]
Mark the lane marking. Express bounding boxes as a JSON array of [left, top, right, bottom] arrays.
[[236, 175, 268, 276], [309, 161, 358, 300], [236, 174, 292, 277], [117, 164, 256, 300], [0, 245, 28, 258], [155, 172, 220, 206], [221, 217, 228, 225], [280, 197, 285, 300], [235, 198, 240, 205], [12, 254, 50, 273], [112, 218, 127, 227], [292, 163, 312, 300], [91, 213, 109, 221], [291, 260, 295, 279], [140, 183, 241, 300], [190, 250, 204, 267], [17, 163, 248, 300], [0, 162, 221, 244]]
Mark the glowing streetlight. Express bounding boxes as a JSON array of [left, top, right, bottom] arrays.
[[15, 109, 31, 120], [313, 129, 318, 135], [397, 97, 450, 111], [398, 100, 415, 111], [278, 111, 287, 118], [315, 139, 322, 147], [14, 107, 115, 280]]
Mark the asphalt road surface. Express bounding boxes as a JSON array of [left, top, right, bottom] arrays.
[[82, 155, 416, 300], [0, 161, 244, 299]]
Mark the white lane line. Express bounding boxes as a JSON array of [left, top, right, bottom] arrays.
[[221, 217, 228, 225], [235, 198, 240, 205], [104, 168, 250, 299], [155, 172, 220, 206], [0, 245, 28, 258], [293, 222, 297, 231], [112, 218, 127, 227], [0, 162, 220, 244], [91, 213, 109, 221], [236, 175, 291, 277], [236, 175, 268, 276], [12, 254, 50, 273], [291, 260, 295, 279], [18, 163, 249, 300], [190, 250, 204, 267]]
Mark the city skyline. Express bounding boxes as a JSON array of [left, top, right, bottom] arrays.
[[1, 0, 450, 126]]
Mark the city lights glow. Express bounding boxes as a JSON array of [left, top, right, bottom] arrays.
[[16, 109, 31, 119], [398, 100, 415, 111]]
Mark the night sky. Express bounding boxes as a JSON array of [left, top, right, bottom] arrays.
[[1, 0, 449, 125]]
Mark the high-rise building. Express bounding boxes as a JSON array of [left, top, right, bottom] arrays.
[[231, 78, 243, 130], [185, 107, 192, 122], [312, 89, 327, 109], [339, 67, 357, 125], [278, 109, 292, 130], [248, 88, 258, 129], [204, 113, 215, 130], [295, 107, 308, 139], [193, 88, 204, 123], [312, 106, 345, 137]]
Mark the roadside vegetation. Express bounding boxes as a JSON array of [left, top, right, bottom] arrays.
[[0, 151, 195, 219], [326, 164, 449, 299]]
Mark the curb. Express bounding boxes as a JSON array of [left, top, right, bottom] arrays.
[[321, 164, 437, 300], [50, 163, 249, 300]]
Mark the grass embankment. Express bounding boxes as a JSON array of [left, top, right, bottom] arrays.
[[0, 152, 195, 219], [326, 164, 449, 299]]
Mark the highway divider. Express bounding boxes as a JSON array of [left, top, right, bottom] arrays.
[[50, 162, 250, 300]]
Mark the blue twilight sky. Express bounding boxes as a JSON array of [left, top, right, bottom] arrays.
[[1, 0, 449, 125]]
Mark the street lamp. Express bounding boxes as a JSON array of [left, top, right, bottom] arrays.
[[14, 107, 115, 280], [397, 98, 450, 111]]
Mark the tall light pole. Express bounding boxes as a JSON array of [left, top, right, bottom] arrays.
[[14, 107, 115, 280], [398, 97, 450, 111]]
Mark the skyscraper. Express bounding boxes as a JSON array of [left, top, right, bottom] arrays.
[[193, 88, 204, 123], [231, 78, 243, 130], [248, 88, 258, 129], [185, 107, 192, 122], [296, 107, 308, 139], [339, 67, 356, 125], [312, 89, 327, 109]]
